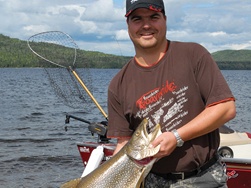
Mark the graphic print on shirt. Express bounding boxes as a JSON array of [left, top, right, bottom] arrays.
[[135, 80, 189, 131]]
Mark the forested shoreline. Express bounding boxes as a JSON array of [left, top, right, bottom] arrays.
[[1, 34, 251, 69]]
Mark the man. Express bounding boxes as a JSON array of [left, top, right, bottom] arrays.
[[107, 0, 236, 187]]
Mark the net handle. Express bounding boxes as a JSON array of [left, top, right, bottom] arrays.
[[70, 67, 108, 119]]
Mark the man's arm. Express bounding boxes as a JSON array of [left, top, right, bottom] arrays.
[[113, 137, 130, 155], [179, 100, 236, 140], [151, 100, 236, 158]]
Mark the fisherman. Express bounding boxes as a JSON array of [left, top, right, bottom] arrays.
[[107, 0, 236, 187]]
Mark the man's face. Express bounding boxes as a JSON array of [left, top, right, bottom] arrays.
[[127, 8, 167, 51]]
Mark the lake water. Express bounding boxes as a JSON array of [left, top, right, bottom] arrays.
[[0, 68, 250, 188]]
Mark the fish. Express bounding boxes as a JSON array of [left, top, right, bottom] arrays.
[[61, 119, 162, 188]]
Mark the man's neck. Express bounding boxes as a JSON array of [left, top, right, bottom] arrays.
[[134, 40, 168, 67]]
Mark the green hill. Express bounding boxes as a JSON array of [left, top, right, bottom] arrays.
[[212, 49, 251, 62], [0, 34, 131, 68], [0, 33, 251, 69], [212, 49, 251, 70]]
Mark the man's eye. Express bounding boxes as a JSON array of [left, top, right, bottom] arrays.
[[151, 16, 159, 20], [132, 17, 141, 22]]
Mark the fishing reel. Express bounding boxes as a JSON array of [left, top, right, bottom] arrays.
[[65, 114, 110, 143], [88, 121, 110, 143]]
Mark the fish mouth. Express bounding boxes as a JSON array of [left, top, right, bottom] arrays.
[[126, 119, 162, 160], [133, 157, 154, 166]]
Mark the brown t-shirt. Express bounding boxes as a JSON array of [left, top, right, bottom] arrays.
[[107, 41, 234, 173]]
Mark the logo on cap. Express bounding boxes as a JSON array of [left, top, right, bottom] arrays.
[[131, 0, 138, 3]]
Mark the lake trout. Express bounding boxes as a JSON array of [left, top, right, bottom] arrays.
[[61, 119, 161, 188]]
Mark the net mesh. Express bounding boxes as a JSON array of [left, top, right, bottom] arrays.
[[27, 31, 93, 110], [43, 67, 93, 109], [27, 31, 77, 68]]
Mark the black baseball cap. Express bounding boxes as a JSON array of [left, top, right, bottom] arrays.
[[125, 0, 165, 17]]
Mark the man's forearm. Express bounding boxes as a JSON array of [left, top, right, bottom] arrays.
[[178, 100, 236, 142]]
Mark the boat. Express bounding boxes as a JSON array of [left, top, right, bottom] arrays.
[[219, 125, 251, 159], [223, 158, 251, 188], [65, 114, 251, 187], [219, 125, 251, 187]]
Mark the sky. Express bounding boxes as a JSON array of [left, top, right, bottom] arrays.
[[1, 0, 251, 56]]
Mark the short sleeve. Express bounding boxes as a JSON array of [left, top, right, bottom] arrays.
[[194, 51, 234, 106]]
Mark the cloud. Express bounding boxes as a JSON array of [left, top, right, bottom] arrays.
[[115, 30, 129, 40], [0, 0, 250, 56], [81, 0, 123, 21], [164, 0, 251, 52]]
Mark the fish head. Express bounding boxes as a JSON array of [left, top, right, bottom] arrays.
[[126, 119, 161, 164]]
